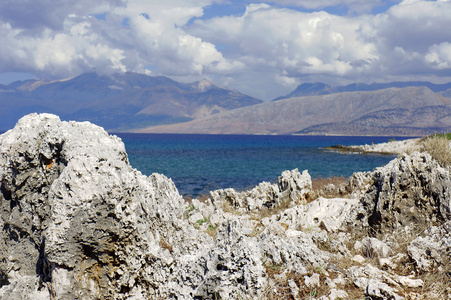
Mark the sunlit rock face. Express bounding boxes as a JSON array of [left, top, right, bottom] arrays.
[[1, 113, 450, 299]]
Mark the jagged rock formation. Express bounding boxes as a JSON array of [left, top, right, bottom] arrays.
[[350, 152, 451, 236], [1, 114, 450, 299], [209, 169, 312, 212]]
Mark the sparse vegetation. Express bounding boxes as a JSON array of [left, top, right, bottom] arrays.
[[421, 134, 451, 167], [206, 223, 218, 238], [308, 176, 350, 201], [159, 238, 173, 253]]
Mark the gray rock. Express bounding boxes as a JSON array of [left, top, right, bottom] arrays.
[[362, 237, 393, 259], [366, 279, 403, 300], [265, 197, 358, 233], [328, 288, 348, 300], [407, 221, 451, 273], [195, 219, 265, 299], [304, 273, 320, 288], [209, 169, 312, 212], [351, 152, 451, 235], [2, 113, 450, 299], [0, 114, 210, 299]]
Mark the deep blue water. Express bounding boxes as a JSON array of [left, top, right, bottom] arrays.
[[116, 133, 409, 198]]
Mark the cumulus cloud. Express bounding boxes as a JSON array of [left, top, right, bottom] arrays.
[[425, 43, 451, 69], [189, 4, 379, 97], [0, 0, 241, 80], [255, 0, 388, 13], [0, 0, 451, 99], [0, 0, 124, 33]]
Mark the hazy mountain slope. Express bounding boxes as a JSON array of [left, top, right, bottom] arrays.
[[298, 105, 451, 136], [275, 81, 451, 100], [137, 87, 451, 135], [439, 88, 451, 99], [0, 72, 262, 131]]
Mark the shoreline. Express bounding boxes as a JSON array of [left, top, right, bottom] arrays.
[[325, 137, 422, 155]]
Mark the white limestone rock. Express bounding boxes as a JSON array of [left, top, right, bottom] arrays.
[[366, 279, 403, 300], [304, 273, 320, 288], [407, 221, 451, 273], [0, 114, 211, 299], [361, 237, 393, 259], [2, 113, 451, 299], [350, 152, 451, 236], [209, 169, 312, 212]]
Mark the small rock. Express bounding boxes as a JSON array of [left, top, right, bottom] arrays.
[[325, 277, 336, 288], [378, 258, 396, 269], [329, 288, 348, 300], [354, 240, 363, 251], [304, 273, 320, 288], [366, 279, 402, 300], [395, 275, 423, 288], [362, 237, 392, 258], [352, 255, 366, 264], [188, 212, 205, 225], [332, 274, 346, 286], [407, 221, 451, 273], [288, 279, 299, 298]]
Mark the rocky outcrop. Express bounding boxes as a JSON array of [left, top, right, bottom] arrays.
[[407, 221, 451, 274], [351, 152, 451, 237], [0, 114, 211, 299], [1, 113, 451, 299], [208, 169, 311, 212], [350, 138, 421, 155]]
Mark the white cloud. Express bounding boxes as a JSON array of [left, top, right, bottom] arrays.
[[251, 0, 390, 13], [189, 5, 379, 97], [0, 0, 451, 99], [0, 0, 241, 79], [425, 42, 451, 69]]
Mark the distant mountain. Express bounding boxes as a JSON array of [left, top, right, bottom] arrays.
[[138, 86, 451, 136], [439, 88, 451, 99], [0, 72, 262, 131], [274, 81, 451, 100]]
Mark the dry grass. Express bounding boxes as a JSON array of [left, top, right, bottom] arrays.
[[421, 135, 451, 167], [205, 223, 218, 239], [307, 176, 350, 202], [260, 268, 334, 300], [417, 271, 451, 299], [159, 238, 173, 253]]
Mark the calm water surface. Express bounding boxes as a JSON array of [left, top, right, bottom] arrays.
[[116, 133, 409, 197]]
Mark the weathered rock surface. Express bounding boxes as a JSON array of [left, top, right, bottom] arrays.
[[1, 113, 450, 299], [349, 138, 421, 155], [407, 221, 451, 274], [0, 114, 223, 299], [208, 168, 312, 212], [351, 152, 451, 236]]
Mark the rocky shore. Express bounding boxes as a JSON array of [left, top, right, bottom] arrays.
[[0, 114, 450, 299], [325, 138, 422, 155]]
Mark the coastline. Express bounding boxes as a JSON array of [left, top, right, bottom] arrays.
[[325, 137, 422, 155], [1, 114, 450, 299]]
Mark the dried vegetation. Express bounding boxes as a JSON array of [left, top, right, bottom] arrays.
[[421, 134, 451, 167]]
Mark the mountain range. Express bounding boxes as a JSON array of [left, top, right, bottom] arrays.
[[274, 81, 451, 99], [1, 72, 451, 136], [138, 86, 451, 136], [0, 72, 262, 131]]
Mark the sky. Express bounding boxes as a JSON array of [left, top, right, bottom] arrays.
[[1, 0, 451, 100]]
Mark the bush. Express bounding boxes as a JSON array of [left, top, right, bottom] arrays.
[[421, 135, 451, 167]]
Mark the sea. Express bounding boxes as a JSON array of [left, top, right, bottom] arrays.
[[116, 133, 410, 198]]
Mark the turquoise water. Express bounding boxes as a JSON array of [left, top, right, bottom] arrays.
[[116, 134, 406, 197]]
